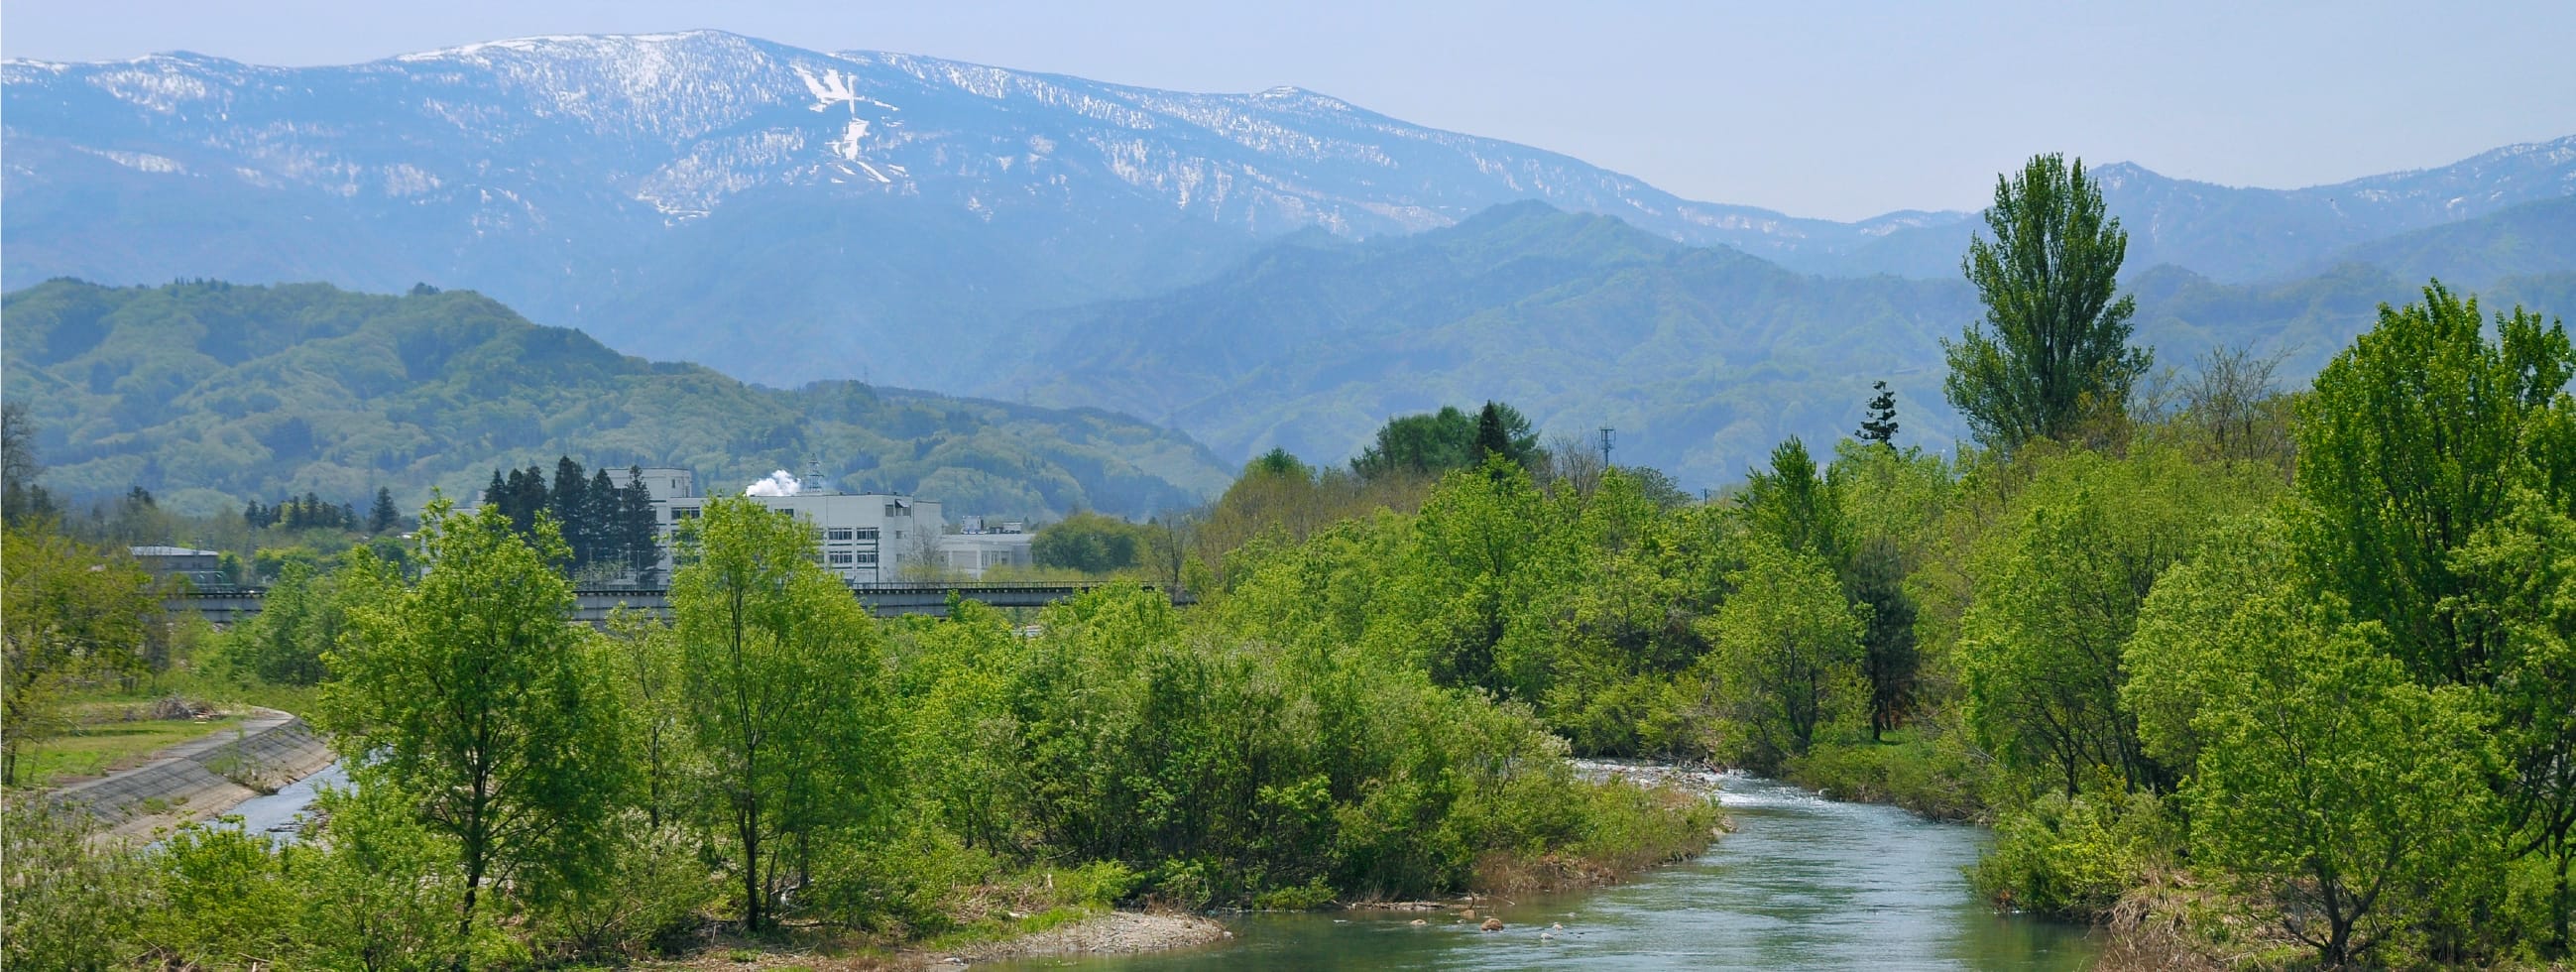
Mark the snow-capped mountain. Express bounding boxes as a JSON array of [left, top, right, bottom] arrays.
[[3, 30, 1913, 386], [4, 31, 2570, 389]]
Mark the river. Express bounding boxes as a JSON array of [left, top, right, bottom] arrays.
[[211, 760, 345, 841], [990, 773, 2098, 971]]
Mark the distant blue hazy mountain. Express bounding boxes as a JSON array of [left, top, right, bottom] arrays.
[[1825, 140, 2576, 280], [1003, 202, 2576, 487], [13, 31, 2563, 391], [3, 31, 1898, 388]]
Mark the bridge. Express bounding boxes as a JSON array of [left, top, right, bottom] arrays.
[[176, 580, 1190, 625]]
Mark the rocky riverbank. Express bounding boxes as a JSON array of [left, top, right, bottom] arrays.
[[928, 910, 1230, 963], [649, 911, 1230, 970]]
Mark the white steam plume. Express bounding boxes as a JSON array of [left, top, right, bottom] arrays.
[[745, 470, 801, 497]]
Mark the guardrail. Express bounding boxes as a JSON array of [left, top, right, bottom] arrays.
[[176, 579, 1191, 623]]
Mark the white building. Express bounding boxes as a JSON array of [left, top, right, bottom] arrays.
[[937, 524, 1035, 577], [636, 467, 1029, 583]]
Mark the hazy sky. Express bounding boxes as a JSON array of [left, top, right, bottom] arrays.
[[7, 1, 2571, 220]]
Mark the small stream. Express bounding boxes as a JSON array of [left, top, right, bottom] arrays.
[[211, 761, 345, 841], [991, 773, 2097, 971]]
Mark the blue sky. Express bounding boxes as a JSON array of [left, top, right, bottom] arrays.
[[6, 0, 2570, 220]]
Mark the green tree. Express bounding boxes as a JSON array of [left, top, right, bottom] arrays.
[[1856, 380, 1900, 447], [1846, 536, 1918, 741], [2452, 484, 2576, 951], [2186, 611, 2501, 967], [368, 486, 400, 534], [1, 526, 159, 785], [1403, 460, 1555, 698], [1470, 400, 1542, 475], [1740, 437, 1842, 563], [1697, 538, 1865, 765], [1942, 153, 2150, 451], [1956, 448, 2274, 797], [1351, 402, 1539, 481], [670, 496, 891, 932], [1032, 512, 1150, 573], [2292, 282, 2574, 685], [2, 402, 58, 527], [321, 499, 627, 934]]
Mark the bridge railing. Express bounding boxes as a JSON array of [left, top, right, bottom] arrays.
[[176, 578, 1193, 621]]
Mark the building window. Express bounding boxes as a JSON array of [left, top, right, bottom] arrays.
[[856, 528, 879, 541], [673, 508, 701, 520], [828, 552, 854, 565], [827, 528, 854, 541], [855, 552, 878, 564]]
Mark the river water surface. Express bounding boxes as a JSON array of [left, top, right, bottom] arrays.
[[992, 773, 2097, 971]]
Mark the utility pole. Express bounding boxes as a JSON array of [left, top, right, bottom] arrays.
[[1598, 426, 1615, 469]]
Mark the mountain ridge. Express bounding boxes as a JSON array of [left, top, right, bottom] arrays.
[[1002, 200, 2576, 487], [0, 277, 1234, 519], [12, 31, 2568, 390]]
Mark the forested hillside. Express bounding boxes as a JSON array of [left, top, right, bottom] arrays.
[[0, 279, 1231, 518], [1009, 201, 2576, 486]]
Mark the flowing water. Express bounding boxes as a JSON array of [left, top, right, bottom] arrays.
[[211, 760, 345, 842], [991, 773, 2097, 971]]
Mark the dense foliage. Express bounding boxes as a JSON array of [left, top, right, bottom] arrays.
[[1, 481, 1714, 965], [0, 279, 1231, 520]]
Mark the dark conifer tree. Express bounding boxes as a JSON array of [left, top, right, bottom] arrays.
[[369, 487, 400, 533], [1857, 381, 1900, 447], [585, 467, 621, 571], [513, 464, 548, 535], [621, 466, 659, 577], [1473, 401, 1514, 477], [1846, 537, 1919, 741]]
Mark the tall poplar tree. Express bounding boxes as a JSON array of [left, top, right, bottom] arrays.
[[1942, 154, 2150, 450]]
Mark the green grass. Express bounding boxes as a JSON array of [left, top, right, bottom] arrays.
[[917, 905, 1100, 952], [10, 701, 245, 789], [146, 667, 320, 717]]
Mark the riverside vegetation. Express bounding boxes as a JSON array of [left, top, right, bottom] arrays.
[[3, 154, 2571, 969], [0, 488, 1720, 967]]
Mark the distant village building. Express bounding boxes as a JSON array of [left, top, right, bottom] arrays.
[[938, 519, 1035, 577], [130, 546, 230, 589], [634, 467, 1032, 583]]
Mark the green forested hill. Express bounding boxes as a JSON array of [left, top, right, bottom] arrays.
[[1005, 202, 2575, 488], [1, 279, 1231, 518]]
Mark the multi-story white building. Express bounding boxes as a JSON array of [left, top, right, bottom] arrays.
[[633, 467, 1028, 583]]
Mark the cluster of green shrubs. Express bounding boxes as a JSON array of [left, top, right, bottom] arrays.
[[4, 489, 1716, 967]]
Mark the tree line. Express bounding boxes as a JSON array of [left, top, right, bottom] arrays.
[[480, 457, 661, 583], [5, 491, 1715, 966]]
